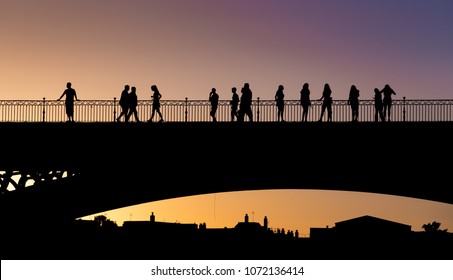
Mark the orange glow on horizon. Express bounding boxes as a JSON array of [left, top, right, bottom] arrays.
[[81, 189, 453, 236]]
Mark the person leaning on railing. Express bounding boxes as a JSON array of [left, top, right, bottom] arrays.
[[57, 82, 78, 122]]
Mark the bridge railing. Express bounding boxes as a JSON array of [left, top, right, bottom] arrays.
[[0, 98, 452, 122]]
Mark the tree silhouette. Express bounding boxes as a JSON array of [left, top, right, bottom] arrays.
[[94, 215, 118, 229], [422, 221, 447, 232]]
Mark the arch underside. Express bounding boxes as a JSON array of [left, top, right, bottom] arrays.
[[1, 121, 451, 221], [1, 163, 450, 222]]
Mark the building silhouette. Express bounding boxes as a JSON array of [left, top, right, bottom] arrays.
[[310, 215, 412, 240], [2, 211, 451, 260]]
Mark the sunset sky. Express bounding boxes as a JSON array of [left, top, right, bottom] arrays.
[[2, 1, 452, 236]]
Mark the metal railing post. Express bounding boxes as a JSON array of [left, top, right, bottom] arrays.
[[185, 97, 188, 122], [42, 97, 46, 122], [113, 97, 117, 122], [257, 97, 260, 122], [403, 96, 406, 122]]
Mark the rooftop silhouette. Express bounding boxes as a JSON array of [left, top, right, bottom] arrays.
[[2, 210, 451, 260]]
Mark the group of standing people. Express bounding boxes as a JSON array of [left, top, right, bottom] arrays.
[[277, 82, 335, 123], [298, 83, 396, 122], [211, 82, 395, 123], [374, 84, 397, 122], [347, 84, 396, 122]]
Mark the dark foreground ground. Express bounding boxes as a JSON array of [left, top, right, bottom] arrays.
[[3, 219, 452, 260]]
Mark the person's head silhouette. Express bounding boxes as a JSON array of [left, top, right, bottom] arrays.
[[66, 82, 72, 89]]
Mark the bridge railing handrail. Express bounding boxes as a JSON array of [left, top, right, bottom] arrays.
[[0, 98, 452, 122]]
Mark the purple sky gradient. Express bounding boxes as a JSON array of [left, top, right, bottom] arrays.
[[2, 0, 452, 101]]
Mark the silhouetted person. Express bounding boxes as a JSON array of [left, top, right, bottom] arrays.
[[318, 83, 333, 122], [238, 83, 253, 122], [209, 88, 219, 122], [126, 86, 140, 122], [148, 85, 164, 123], [347, 85, 360, 122], [116, 85, 130, 122], [58, 82, 78, 122], [373, 88, 385, 122], [300, 83, 311, 122], [230, 87, 239, 121], [380, 84, 396, 122], [275, 85, 285, 122]]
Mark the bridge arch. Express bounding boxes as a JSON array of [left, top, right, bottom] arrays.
[[1, 122, 451, 222]]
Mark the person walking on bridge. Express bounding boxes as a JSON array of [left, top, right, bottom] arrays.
[[126, 86, 140, 122], [148, 85, 164, 123], [58, 82, 78, 122], [116, 85, 130, 122]]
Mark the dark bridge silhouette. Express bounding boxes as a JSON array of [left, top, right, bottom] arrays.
[[1, 122, 452, 224]]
